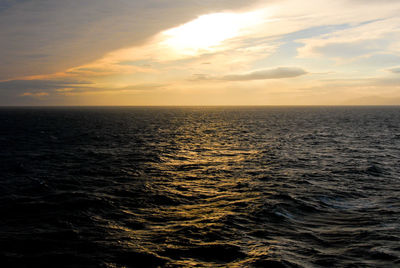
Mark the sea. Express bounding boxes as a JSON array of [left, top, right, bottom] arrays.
[[0, 106, 399, 267]]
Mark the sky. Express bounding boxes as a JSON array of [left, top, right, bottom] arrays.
[[1, 0, 400, 105]]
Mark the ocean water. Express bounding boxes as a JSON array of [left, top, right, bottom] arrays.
[[0, 106, 399, 267]]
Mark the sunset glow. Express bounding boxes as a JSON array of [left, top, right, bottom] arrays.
[[0, 0, 399, 105], [162, 11, 265, 55]]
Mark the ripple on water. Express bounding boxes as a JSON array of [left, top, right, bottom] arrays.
[[0, 107, 399, 267]]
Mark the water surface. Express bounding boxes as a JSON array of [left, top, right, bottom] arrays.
[[1, 106, 399, 267]]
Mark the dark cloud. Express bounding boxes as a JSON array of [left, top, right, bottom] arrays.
[[0, 79, 93, 104], [0, 78, 165, 94], [0, 0, 260, 80], [388, 67, 400, 74], [221, 67, 308, 81], [0, 78, 166, 105], [0, 79, 91, 91], [0, 0, 29, 12]]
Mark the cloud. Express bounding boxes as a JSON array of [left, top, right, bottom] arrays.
[[0, 77, 166, 100], [21, 92, 49, 97], [297, 17, 400, 60], [349, 0, 400, 3], [311, 40, 386, 58], [191, 74, 213, 81], [388, 67, 400, 74], [0, 79, 91, 90], [113, 83, 166, 91], [319, 76, 400, 88], [0, 78, 93, 103], [343, 95, 400, 105], [58, 83, 167, 94], [371, 77, 400, 87], [221, 67, 307, 81], [0, 0, 261, 80]]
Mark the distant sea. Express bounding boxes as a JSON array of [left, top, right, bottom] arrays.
[[1, 106, 399, 267]]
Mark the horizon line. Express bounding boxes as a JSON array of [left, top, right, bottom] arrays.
[[0, 104, 399, 108]]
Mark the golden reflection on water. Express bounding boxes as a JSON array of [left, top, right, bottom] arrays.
[[120, 122, 268, 265], [95, 116, 287, 267]]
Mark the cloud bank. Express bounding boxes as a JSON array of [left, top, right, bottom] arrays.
[[388, 67, 400, 74], [221, 67, 307, 81]]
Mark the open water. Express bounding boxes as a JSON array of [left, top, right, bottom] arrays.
[[0, 106, 399, 267]]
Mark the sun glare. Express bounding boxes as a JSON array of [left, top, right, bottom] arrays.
[[161, 11, 265, 55]]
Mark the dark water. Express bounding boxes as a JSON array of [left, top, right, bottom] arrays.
[[1, 106, 399, 267]]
